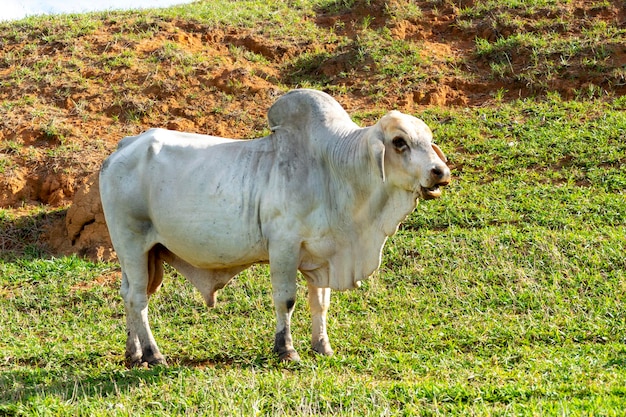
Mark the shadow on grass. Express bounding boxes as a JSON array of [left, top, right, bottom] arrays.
[[0, 366, 169, 411], [0, 352, 284, 410], [606, 350, 626, 369], [0, 208, 66, 261]]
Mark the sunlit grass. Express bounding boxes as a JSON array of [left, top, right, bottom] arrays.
[[1, 0, 625, 414], [2, 98, 625, 415]]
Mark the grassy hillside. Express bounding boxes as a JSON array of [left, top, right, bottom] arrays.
[[1, 0, 625, 415]]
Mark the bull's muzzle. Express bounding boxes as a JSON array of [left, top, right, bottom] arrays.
[[420, 166, 451, 200]]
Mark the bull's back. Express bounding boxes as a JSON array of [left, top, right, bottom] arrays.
[[101, 129, 274, 268]]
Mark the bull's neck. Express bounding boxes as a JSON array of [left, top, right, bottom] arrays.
[[324, 126, 377, 188], [323, 127, 418, 237]]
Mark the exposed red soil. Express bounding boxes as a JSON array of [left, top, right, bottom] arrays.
[[0, 0, 624, 260]]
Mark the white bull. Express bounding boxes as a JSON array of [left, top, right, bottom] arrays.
[[99, 89, 451, 366]]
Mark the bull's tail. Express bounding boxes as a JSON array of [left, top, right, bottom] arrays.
[[147, 244, 165, 296]]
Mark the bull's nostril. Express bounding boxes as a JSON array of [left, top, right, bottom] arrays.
[[431, 167, 443, 178]]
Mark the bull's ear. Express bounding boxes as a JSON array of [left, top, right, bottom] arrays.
[[432, 143, 448, 163], [368, 133, 386, 182]]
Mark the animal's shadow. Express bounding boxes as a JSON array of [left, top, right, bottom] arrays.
[[0, 209, 66, 260], [605, 352, 626, 369], [0, 353, 284, 410], [0, 366, 166, 410]]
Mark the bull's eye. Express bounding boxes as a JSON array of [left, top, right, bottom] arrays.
[[392, 137, 409, 152]]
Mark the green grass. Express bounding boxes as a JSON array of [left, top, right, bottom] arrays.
[[2, 97, 625, 415], [1, 0, 626, 414], [2, 0, 623, 137], [11, 0, 621, 102]]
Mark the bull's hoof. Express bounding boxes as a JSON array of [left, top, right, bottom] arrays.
[[125, 354, 168, 368], [278, 349, 301, 362], [125, 352, 142, 367], [312, 340, 334, 357], [273, 329, 300, 362], [144, 354, 168, 367]]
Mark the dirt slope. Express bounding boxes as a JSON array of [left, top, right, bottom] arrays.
[[0, 0, 624, 259]]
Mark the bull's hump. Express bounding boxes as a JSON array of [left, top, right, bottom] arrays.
[[267, 89, 357, 134]]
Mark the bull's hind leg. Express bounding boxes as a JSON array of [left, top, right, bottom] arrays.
[[307, 282, 333, 356], [120, 250, 167, 367], [121, 272, 142, 364]]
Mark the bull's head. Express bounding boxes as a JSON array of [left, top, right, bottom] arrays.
[[369, 110, 451, 200]]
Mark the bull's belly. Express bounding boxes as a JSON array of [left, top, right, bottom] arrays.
[[152, 220, 268, 269]]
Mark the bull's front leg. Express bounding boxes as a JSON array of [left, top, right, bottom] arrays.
[[269, 243, 300, 362], [308, 282, 333, 356]]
